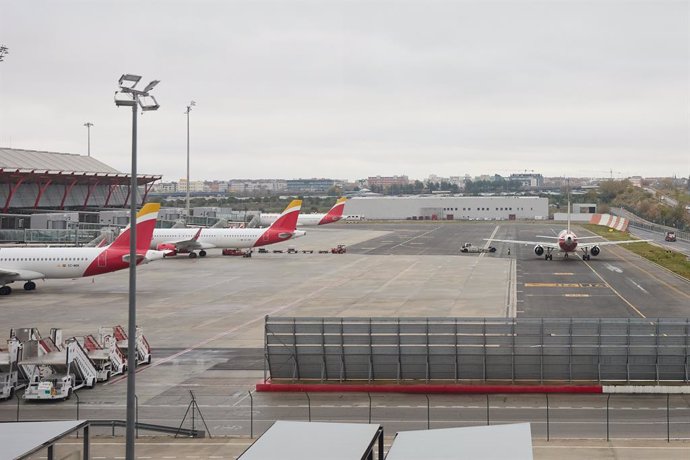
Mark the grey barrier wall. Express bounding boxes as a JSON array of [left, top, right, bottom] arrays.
[[265, 317, 690, 383]]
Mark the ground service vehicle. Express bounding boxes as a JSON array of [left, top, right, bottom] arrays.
[[0, 337, 23, 399], [665, 231, 677, 242], [460, 242, 496, 253], [331, 244, 347, 254], [222, 248, 251, 257]]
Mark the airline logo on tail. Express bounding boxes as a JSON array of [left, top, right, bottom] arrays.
[[318, 197, 347, 225], [254, 200, 302, 247], [84, 203, 162, 276]]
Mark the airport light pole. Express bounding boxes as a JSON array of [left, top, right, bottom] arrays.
[[84, 122, 94, 157], [185, 101, 195, 222], [114, 74, 160, 460]]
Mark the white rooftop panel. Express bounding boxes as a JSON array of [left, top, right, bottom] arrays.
[[0, 420, 86, 459], [0, 148, 121, 174], [386, 423, 533, 460], [238, 421, 381, 460]]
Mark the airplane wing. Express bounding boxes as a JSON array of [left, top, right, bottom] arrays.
[[486, 238, 561, 249], [0, 268, 45, 283], [164, 228, 216, 252], [579, 239, 650, 248]]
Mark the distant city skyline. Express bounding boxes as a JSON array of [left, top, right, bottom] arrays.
[[1, 2, 688, 180]]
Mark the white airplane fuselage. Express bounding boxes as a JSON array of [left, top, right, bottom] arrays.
[[259, 213, 340, 227], [150, 227, 296, 251], [0, 246, 162, 281]]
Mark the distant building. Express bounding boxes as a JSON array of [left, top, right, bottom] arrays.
[[366, 175, 409, 188], [286, 178, 339, 193], [204, 180, 229, 193], [509, 173, 544, 188], [344, 196, 548, 221], [178, 179, 205, 192], [152, 182, 178, 193], [228, 179, 287, 195]]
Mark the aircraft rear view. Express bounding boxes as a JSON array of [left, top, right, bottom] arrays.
[[254, 199, 303, 247], [318, 197, 347, 225]]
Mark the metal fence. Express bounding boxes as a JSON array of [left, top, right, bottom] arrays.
[[265, 317, 690, 383], [4, 390, 690, 441], [0, 228, 102, 244]]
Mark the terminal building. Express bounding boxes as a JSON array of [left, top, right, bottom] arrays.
[[0, 147, 160, 230], [0, 148, 160, 212], [343, 196, 549, 220]]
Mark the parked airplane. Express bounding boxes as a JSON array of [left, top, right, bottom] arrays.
[[152, 199, 304, 258], [486, 199, 646, 261], [0, 203, 165, 296], [259, 197, 346, 227]]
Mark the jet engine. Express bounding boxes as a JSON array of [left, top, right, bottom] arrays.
[[156, 243, 178, 257], [534, 245, 544, 256], [590, 245, 600, 256]]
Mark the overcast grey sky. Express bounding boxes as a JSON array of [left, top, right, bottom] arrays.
[[1, 0, 688, 181]]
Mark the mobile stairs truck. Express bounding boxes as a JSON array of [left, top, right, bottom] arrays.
[[102, 325, 152, 367], [20, 328, 99, 401], [0, 336, 25, 400], [75, 334, 125, 382]]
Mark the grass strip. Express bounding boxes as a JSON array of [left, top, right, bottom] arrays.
[[581, 224, 690, 279]]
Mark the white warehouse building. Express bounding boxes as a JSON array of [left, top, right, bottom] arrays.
[[343, 196, 548, 221]]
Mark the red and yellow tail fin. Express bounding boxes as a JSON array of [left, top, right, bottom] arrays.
[[110, 203, 161, 251], [268, 199, 302, 232], [318, 197, 347, 225]]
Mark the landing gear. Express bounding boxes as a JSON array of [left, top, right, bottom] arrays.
[[0, 286, 11, 295], [23, 281, 36, 291], [188, 252, 198, 259], [544, 254, 553, 261], [199, 250, 207, 257], [582, 254, 591, 261], [564, 253, 569, 259]]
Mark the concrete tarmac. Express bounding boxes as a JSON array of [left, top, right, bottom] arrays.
[[2, 221, 689, 459]]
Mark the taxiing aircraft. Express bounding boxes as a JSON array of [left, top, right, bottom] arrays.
[[152, 199, 304, 258], [486, 199, 646, 261], [0, 203, 165, 296], [259, 197, 347, 227]]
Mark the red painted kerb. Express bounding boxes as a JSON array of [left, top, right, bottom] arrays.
[[256, 382, 603, 394]]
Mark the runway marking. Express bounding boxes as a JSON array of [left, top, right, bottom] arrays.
[[564, 294, 590, 297], [480, 225, 500, 259], [524, 282, 608, 288], [388, 226, 442, 251], [553, 272, 574, 276], [582, 259, 646, 318], [581, 227, 690, 300], [604, 263, 623, 273], [628, 278, 649, 294]]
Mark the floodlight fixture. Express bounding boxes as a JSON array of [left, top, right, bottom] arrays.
[[143, 80, 160, 93], [139, 95, 160, 111], [119, 74, 141, 89], [114, 91, 137, 107]]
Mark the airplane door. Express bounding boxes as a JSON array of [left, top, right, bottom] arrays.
[[97, 251, 107, 268]]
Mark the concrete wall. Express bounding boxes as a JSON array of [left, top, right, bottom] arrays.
[[343, 196, 548, 220], [553, 213, 592, 222]]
